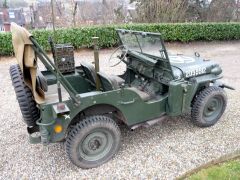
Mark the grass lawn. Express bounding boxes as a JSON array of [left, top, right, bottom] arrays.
[[187, 158, 240, 180]]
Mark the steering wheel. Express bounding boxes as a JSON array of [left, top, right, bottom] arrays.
[[108, 45, 128, 67]]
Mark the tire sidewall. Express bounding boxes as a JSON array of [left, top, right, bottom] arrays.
[[200, 91, 226, 125], [192, 87, 227, 127], [67, 116, 121, 169]]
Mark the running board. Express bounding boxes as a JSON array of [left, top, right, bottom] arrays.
[[131, 115, 167, 130]]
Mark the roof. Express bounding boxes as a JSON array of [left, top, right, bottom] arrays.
[[0, 8, 26, 26], [8, 9, 26, 25]]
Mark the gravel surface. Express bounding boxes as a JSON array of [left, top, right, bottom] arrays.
[[0, 41, 240, 179]]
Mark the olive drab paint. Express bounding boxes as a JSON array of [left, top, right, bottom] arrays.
[[10, 25, 233, 168]]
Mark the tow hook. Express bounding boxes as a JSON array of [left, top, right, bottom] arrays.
[[27, 126, 41, 144], [40, 128, 50, 145], [36, 118, 56, 145]]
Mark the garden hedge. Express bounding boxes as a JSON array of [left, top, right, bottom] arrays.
[[1, 22, 240, 56]]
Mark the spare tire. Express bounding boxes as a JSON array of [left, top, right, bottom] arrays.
[[9, 64, 40, 127]]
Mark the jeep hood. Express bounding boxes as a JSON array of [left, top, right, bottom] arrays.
[[169, 55, 222, 79]]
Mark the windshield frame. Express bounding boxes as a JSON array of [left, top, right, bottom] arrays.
[[116, 29, 174, 79], [116, 29, 169, 60]]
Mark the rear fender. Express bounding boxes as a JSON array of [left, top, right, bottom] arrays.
[[68, 104, 127, 128]]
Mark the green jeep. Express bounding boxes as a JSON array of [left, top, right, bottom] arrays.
[[9, 25, 233, 169]]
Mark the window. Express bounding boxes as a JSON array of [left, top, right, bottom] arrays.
[[0, 26, 5, 31], [9, 12, 15, 19]]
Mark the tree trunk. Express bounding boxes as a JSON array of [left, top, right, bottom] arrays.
[[72, 2, 78, 27]]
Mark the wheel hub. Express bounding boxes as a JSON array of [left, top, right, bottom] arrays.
[[88, 138, 101, 151], [78, 129, 114, 161], [203, 96, 223, 121]]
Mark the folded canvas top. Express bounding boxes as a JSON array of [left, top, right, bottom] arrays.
[[11, 22, 45, 104]]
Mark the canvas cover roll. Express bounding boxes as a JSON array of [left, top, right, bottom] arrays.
[[11, 22, 45, 104]]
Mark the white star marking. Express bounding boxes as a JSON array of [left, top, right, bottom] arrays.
[[63, 114, 70, 120]]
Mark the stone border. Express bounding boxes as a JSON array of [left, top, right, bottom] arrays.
[[177, 149, 240, 179]]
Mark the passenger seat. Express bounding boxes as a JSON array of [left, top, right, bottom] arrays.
[[97, 72, 125, 91]]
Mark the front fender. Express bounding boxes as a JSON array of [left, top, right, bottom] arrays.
[[182, 74, 224, 114], [168, 74, 223, 116]]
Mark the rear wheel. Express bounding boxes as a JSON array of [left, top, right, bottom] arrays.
[[65, 115, 121, 169], [191, 86, 227, 127], [9, 64, 40, 127]]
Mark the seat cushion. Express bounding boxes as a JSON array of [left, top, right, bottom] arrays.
[[81, 61, 96, 84], [97, 72, 125, 91], [109, 75, 125, 89]]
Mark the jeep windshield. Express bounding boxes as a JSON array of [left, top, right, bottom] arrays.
[[117, 29, 167, 59]]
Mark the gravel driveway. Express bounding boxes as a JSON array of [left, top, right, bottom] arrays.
[[0, 41, 240, 179]]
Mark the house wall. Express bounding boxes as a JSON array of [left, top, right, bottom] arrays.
[[0, 8, 26, 32]]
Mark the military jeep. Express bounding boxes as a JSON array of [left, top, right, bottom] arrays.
[[9, 24, 233, 169]]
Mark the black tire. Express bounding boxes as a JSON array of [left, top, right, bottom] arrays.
[[9, 64, 40, 127], [191, 86, 227, 127], [66, 115, 121, 169]]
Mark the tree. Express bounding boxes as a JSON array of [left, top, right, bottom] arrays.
[[2, 0, 8, 8], [207, 0, 236, 22], [185, 0, 210, 22], [114, 5, 125, 23], [131, 0, 237, 23], [72, 1, 78, 27], [236, 0, 240, 21], [131, 0, 189, 23], [1, 0, 28, 8]]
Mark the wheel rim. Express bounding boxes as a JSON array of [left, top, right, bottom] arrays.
[[78, 129, 114, 161], [203, 95, 224, 122]]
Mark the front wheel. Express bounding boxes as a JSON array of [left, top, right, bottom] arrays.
[[65, 115, 121, 169], [191, 86, 227, 127]]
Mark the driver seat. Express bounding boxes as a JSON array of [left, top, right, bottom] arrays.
[[81, 61, 96, 85], [97, 72, 125, 91], [81, 62, 125, 91]]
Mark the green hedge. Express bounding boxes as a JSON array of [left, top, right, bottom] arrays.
[[1, 23, 240, 56]]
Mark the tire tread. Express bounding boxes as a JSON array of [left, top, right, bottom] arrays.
[[191, 86, 227, 127], [9, 64, 40, 126], [65, 115, 121, 169]]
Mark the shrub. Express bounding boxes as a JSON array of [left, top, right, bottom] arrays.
[[0, 32, 13, 56], [1, 22, 240, 56]]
